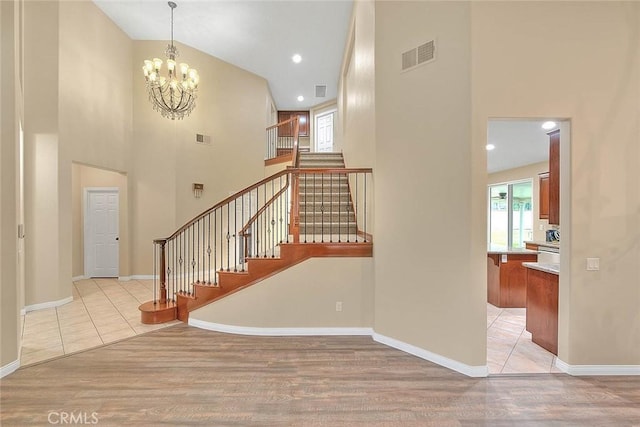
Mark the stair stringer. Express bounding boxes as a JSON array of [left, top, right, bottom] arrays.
[[176, 242, 372, 322]]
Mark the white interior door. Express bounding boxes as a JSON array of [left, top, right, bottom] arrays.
[[316, 112, 335, 152], [85, 188, 119, 277]]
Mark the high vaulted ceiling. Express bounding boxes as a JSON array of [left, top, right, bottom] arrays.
[[93, 0, 353, 111]]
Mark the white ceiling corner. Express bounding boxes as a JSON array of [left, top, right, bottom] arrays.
[[92, 0, 353, 111]]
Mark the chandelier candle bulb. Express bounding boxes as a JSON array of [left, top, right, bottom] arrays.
[[143, 1, 198, 120]]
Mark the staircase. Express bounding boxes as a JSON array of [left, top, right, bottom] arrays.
[[140, 118, 373, 325], [298, 152, 357, 238]]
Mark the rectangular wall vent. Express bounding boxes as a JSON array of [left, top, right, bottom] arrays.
[[402, 48, 417, 71], [402, 39, 436, 72], [315, 85, 327, 97], [417, 40, 435, 64], [195, 133, 212, 146]]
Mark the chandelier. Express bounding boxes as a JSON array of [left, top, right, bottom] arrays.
[[142, 1, 199, 120]]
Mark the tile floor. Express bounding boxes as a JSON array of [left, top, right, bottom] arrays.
[[487, 303, 561, 374], [20, 278, 178, 367]]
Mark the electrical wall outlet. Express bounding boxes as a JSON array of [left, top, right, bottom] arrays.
[[335, 301, 343, 312], [586, 258, 600, 271]]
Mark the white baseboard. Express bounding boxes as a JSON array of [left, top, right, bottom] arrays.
[[188, 318, 488, 378], [555, 358, 640, 376], [72, 275, 86, 281], [22, 296, 73, 314], [0, 359, 20, 378], [189, 318, 373, 337], [372, 332, 489, 378]]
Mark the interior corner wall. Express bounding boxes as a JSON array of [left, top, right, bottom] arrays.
[[22, 0, 66, 306], [373, 1, 485, 367], [488, 161, 550, 243], [1, 0, 20, 369], [471, 1, 640, 365], [131, 41, 271, 275], [337, 0, 375, 169]]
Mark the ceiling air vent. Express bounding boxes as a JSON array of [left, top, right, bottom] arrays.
[[315, 85, 327, 97], [195, 133, 212, 146], [402, 39, 436, 72]]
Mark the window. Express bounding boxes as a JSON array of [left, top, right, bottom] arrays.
[[488, 180, 533, 249]]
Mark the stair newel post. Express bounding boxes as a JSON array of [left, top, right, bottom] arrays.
[[154, 238, 168, 305]]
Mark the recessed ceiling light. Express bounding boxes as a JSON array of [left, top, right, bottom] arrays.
[[486, 144, 495, 151], [542, 121, 557, 130], [292, 54, 302, 64], [297, 95, 304, 102]]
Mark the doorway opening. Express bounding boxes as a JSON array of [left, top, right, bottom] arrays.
[[486, 118, 569, 375], [315, 110, 335, 152], [84, 188, 119, 278]]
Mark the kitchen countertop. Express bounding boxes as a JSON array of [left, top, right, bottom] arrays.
[[523, 262, 560, 275], [524, 240, 560, 249], [488, 245, 538, 255]]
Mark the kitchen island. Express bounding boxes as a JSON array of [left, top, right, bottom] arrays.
[[487, 246, 538, 308], [523, 261, 559, 355]]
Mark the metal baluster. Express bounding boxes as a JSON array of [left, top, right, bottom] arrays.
[[196, 220, 200, 283], [234, 199, 237, 272], [241, 195, 245, 271], [364, 174, 367, 242], [313, 173, 316, 243], [347, 174, 353, 243], [338, 173, 341, 243], [329, 173, 333, 243], [304, 173, 307, 243], [285, 174, 290, 243], [226, 203, 230, 271], [191, 225, 195, 293], [263, 184, 267, 257], [321, 172, 324, 242], [355, 173, 358, 242], [213, 209, 218, 283]]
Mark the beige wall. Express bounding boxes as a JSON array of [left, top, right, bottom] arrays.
[[472, 1, 640, 365], [1, 0, 20, 369], [71, 163, 129, 278], [373, 1, 486, 368], [337, 0, 376, 169], [22, 0, 65, 306], [131, 40, 270, 275], [191, 257, 374, 328], [488, 161, 550, 243]]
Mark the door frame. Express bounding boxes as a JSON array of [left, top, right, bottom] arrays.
[[84, 187, 119, 278], [314, 109, 337, 152]]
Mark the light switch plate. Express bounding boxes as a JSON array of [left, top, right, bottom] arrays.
[[586, 258, 600, 271], [501, 254, 508, 263]]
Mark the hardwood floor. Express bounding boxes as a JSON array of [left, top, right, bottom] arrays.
[[2, 324, 639, 426]]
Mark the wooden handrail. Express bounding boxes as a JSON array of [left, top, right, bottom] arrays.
[[157, 168, 372, 242], [265, 116, 297, 132], [159, 169, 291, 241], [239, 175, 290, 237], [293, 168, 374, 174]]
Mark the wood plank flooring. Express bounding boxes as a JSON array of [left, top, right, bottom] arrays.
[[2, 324, 639, 426]]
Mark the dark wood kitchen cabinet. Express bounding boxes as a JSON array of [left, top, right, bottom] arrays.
[[539, 172, 549, 220], [487, 253, 538, 308], [526, 268, 559, 355], [278, 111, 309, 137], [548, 129, 560, 225]]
